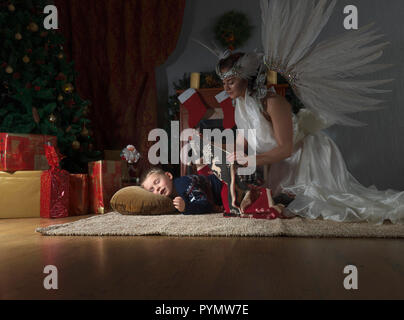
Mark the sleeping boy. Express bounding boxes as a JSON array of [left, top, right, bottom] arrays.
[[140, 167, 223, 215]]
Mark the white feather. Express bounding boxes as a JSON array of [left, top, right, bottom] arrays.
[[261, 0, 391, 127]]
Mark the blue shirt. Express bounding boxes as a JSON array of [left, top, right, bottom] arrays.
[[173, 174, 222, 215]]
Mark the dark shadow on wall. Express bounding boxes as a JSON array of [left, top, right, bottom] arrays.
[[155, 0, 197, 129]]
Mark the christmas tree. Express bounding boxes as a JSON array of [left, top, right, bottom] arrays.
[[0, 0, 101, 173]]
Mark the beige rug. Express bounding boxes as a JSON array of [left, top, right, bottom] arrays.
[[35, 212, 404, 238]]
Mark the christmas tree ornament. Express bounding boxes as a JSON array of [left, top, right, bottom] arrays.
[[57, 53, 64, 59], [5, 66, 13, 74], [82, 105, 90, 116], [22, 55, 30, 63], [28, 22, 39, 32], [63, 83, 74, 94], [32, 107, 40, 124], [72, 140, 80, 150], [49, 114, 57, 123], [15, 33, 22, 40], [55, 72, 66, 81], [121, 145, 141, 164], [57, 94, 64, 101], [8, 4, 15, 12], [65, 99, 75, 107], [80, 126, 89, 137], [65, 126, 72, 133]]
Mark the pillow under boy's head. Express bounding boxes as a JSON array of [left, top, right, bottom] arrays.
[[110, 186, 177, 215]]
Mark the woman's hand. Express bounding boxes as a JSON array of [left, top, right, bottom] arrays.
[[226, 151, 251, 167], [173, 197, 186, 212]]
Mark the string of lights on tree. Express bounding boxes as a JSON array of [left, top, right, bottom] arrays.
[[0, 0, 101, 173]]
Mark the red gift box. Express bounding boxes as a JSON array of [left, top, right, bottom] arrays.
[[40, 144, 69, 219], [89, 160, 122, 214], [0, 133, 57, 171], [69, 174, 89, 216]]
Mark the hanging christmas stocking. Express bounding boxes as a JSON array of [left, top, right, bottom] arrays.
[[215, 91, 235, 129], [178, 88, 207, 128]]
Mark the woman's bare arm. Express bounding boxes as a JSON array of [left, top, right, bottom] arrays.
[[255, 95, 294, 166]]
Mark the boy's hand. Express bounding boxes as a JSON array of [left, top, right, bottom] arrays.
[[173, 197, 186, 212]]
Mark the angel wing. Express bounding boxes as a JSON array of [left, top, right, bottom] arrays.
[[261, 0, 392, 127], [191, 38, 231, 61]]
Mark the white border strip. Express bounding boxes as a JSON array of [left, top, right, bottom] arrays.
[[178, 88, 196, 104], [215, 91, 229, 103]]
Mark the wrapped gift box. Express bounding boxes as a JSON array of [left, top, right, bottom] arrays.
[[0, 133, 57, 171], [40, 144, 69, 219], [104, 149, 122, 161], [0, 171, 42, 218], [104, 149, 130, 181], [69, 174, 89, 216], [89, 160, 122, 214]]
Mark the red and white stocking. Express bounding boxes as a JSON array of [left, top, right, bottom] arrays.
[[215, 91, 235, 129], [178, 88, 207, 128]]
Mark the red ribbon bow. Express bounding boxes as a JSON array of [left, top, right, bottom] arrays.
[[44, 143, 61, 171]]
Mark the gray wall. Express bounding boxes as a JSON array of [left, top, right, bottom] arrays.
[[156, 0, 404, 191]]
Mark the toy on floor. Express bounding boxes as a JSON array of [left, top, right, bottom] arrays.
[[198, 141, 290, 220]]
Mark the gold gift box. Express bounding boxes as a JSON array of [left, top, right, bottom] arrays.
[[104, 150, 122, 161], [0, 171, 42, 218]]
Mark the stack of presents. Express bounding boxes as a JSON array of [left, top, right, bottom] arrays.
[[0, 132, 126, 219]]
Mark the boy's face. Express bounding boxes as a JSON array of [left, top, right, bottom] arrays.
[[142, 172, 174, 197]]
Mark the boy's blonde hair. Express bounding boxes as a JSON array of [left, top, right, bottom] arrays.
[[139, 167, 166, 187]]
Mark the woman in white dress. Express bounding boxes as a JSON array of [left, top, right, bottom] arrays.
[[209, 0, 404, 224]]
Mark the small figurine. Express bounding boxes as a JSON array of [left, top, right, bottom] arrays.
[[121, 145, 141, 184], [120, 145, 140, 164]]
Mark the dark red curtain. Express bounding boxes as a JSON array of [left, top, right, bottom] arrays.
[[55, 0, 186, 167]]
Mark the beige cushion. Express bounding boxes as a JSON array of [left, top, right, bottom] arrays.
[[110, 186, 177, 215]]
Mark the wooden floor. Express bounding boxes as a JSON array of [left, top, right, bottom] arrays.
[[1, 215, 404, 300]]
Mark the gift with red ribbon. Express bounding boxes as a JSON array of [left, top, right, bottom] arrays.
[[0, 133, 57, 171], [40, 143, 69, 218], [69, 174, 89, 216], [88, 160, 122, 214]]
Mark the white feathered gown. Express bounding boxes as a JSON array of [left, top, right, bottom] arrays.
[[235, 92, 404, 225]]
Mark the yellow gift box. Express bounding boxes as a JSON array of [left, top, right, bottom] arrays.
[[104, 150, 122, 161], [0, 171, 42, 218]]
